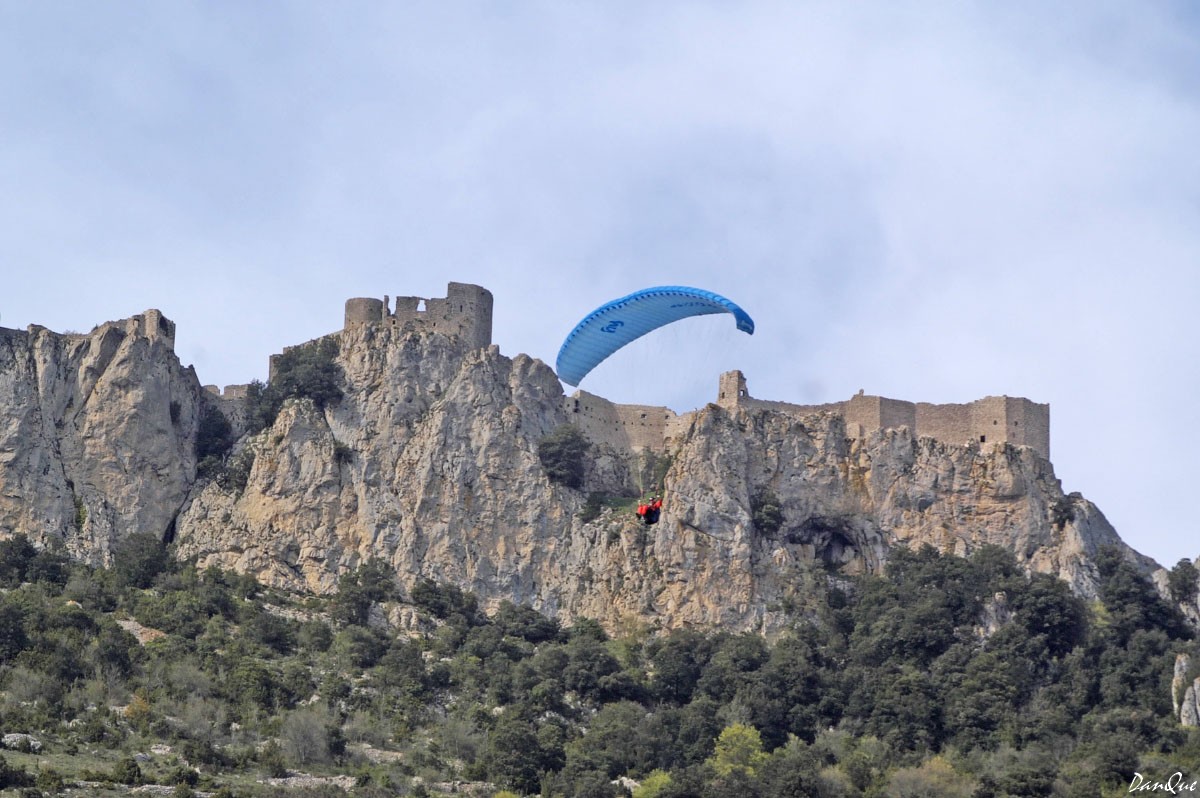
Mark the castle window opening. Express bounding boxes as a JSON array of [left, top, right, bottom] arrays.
[[980, 435, 986, 443], [993, 420, 998, 425], [417, 299, 427, 312]]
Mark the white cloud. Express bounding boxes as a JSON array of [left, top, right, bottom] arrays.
[[1, 2, 1196, 567]]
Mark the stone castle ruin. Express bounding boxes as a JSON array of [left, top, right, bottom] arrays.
[[714, 371, 1050, 459], [563, 371, 1049, 460], [198, 280, 1048, 461], [204, 282, 494, 412], [343, 282, 493, 351]]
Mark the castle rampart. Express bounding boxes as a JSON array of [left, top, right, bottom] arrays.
[[716, 370, 1050, 459], [203, 384, 253, 433], [344, 282, 493, 351], [204, 285, 1050, 463], [565, 390, 679, 453], [204, 384, 251, 401], [140, 309, 176, 346]]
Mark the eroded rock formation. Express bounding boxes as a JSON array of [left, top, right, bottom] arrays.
[[0, 303, 1187, 634], [0, 313, 201, 562]]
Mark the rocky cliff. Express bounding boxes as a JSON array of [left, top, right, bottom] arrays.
[[0, 307, 1193, 634], [0, 314, 202, 562]]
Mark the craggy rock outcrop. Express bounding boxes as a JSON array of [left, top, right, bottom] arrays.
[[171, 317, 1154, 632], [0, 307, 1177, 633], [1176, 654, 1200, 727], [0, 314, 201, 562]]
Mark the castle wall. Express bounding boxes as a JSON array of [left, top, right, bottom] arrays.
[[203, 384, 252, 433], [204, 384, 251, 401], [970, 396, 1010, 447], [319, 291, 1050, 461], [1014, 397, 1050, 459], [970, 396, 1050, 459], [447, 282, 494, 351], [566, 390, 678, 452], [717, 371, 841, 418], [346, 283, 493, 351], [345, 298, 385, 325], [717, 371, 1050, 459], [915, 402, 973, 448], [845, 394, 916, 438]]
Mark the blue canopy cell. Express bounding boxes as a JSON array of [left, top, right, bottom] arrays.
[[555, 286, 754, 386]]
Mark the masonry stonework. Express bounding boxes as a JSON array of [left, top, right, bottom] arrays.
[[564, 390, 680, 453], [344, 282, 493, 351], [713, 371, 1050, 460], [195, 284, 1051, 464]]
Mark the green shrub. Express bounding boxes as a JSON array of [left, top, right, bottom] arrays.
[[579, 492, 605, 523], [218, 447, 256, 493], [750, 487, 784, 536], [35, 768, 64, 793], [1050, 493, 1078, 530], [245, 337, 344, 434], [538, 424, 589, 489], [0, 535, 37, 587], [196, 403, 234, 463], [73, 495, 87, 531], [0, 754, 33, 789], [111, 531, 170, 589], [411, 579, 480, 623], [330, 560, 397, 627], [1169, 558, 1199, 604], [111, 756, 141, 785]]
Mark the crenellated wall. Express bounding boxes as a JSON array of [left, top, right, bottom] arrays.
[[716, 370, 1050, 459], [201, 285, 1050, 463], [344, 282, 493, 351], [564, 390, 679, 452], [203, 384, 253, 433]]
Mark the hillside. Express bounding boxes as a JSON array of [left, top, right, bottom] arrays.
[[3, 287, 1200, 797], [0, 284, 1195, 635]]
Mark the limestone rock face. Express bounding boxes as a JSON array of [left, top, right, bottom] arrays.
[[0, 307, 1172, 632], [1175, 653, 1191, 718], [176, 325, 573, 602], [0, 315, 201, 561], [172, 321, 1153, 632]]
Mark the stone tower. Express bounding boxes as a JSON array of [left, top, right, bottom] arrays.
[[343, 282, 493, 350]]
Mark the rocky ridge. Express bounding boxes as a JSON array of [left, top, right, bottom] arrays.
[[0, 313, 200, 562], [0, 307, 1195, 635]]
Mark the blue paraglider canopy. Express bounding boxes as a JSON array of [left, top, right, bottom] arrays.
[[555, 286, 754, 386]]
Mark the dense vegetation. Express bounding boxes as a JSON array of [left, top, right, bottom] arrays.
[[538, 425, 590, 489], [246, 336, 344, 436], [194, 336, 344, 489], [0, 532, 1197, 797]]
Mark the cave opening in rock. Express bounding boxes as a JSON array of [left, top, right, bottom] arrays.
[[788, 516, 861, 568]]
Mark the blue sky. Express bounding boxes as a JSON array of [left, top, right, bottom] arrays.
[[2, 2, 1198, 569]]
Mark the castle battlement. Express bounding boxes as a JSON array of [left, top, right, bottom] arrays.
[[564, 390, 689, 453], [716, 370, 1050, 459], [203, 384, 251, 400], [564, 371, 1048, 461], [345, 282, 493, 351]]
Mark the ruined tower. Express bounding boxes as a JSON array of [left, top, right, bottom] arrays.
[[344, 282, 493, 350]]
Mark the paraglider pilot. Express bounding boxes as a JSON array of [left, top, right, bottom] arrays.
[[636, 496, 663, 526]]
